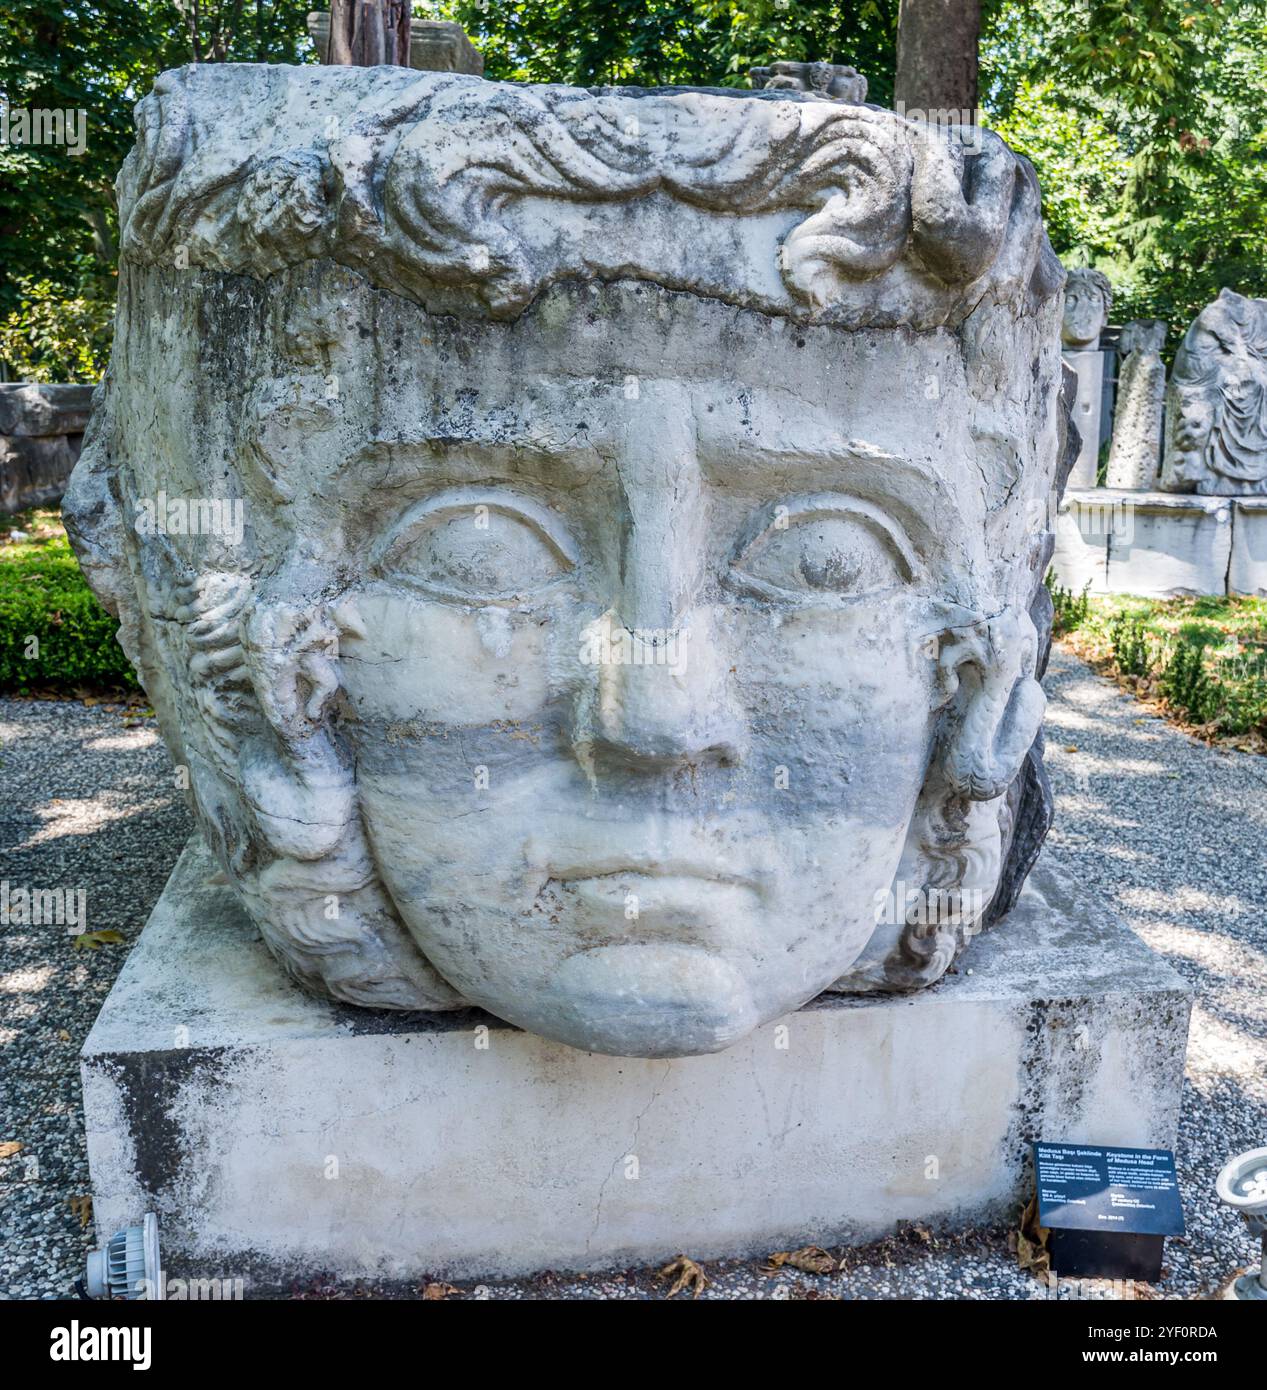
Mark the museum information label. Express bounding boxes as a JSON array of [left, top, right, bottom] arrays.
[[1034, 1143, 1185, 1236]]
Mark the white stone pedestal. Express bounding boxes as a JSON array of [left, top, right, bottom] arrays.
[[1063, 350, 1112, 488], [82, 837, 1189, 1288], [1052, 489, 1234, 597], [1229, 498, 1267, 597]]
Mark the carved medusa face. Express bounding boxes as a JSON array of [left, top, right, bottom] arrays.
[[325, 292, 1043, 1055], [69, 274, 1051, 1057], [64, 65, 1063, 1056]]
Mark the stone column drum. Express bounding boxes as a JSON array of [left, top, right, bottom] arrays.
[[1106, 319, 1167, 490]]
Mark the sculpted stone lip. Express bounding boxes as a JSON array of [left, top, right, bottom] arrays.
[[549, 862, 760, 891], [556, 873, 763, 948]]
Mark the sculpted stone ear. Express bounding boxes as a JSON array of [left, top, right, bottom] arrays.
[[236, 597, 352, 862], [936, 608, 1046, 801], [241, 599, 344, 738]]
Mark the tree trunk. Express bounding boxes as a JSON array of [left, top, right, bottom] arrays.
[[327, 0, 412, 67], [894, 0, 980, 116], [82, 202, 118, 267]]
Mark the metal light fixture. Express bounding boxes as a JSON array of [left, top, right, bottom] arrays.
[[84, 1212, 164, 1300], [1216, 1147, 1267, 1301]]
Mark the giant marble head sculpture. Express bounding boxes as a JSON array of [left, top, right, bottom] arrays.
[[66, 65, 1068, 1057], [1161, 288, 1267, 495]]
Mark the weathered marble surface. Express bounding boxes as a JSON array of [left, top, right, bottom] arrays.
[[0, 382, 94, 436], [65, 64, 1067, 1058], [1056, 487, 1267, 597], [1063, 351, 1107, 489], [1162, 289, 1267, 495], [1228, 498, 1267, 597], [0, 383, 94, 513], [1060, 268, 1113, 486], [1052, 489, 1234, 598], [1106, 319, 1167, 490]]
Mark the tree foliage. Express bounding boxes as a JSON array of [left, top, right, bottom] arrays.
[[0, 275, 113, 382], [982, 0, 1267, 346], [441, 1, 898, 98], [0, 0, 1264, 379], [0, 1, 314, 375]]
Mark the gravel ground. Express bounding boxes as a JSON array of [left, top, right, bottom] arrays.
[[1038, 643, 1267, 1301], [0, 697, 192, 1301], [1, 644, 1264, 1301]]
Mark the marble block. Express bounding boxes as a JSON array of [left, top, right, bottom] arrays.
[[81, 836, 1190, 1286], [0, 433, 80, 513], [749, 61, 867, 101], [1229, 498, 1267, 597], [1051, 492, 1111, 594], [1063, 350, 1110, 488], [1052, 489, 1233, 597], [0, 384, 94, 513], [0, 382, 94, 437]]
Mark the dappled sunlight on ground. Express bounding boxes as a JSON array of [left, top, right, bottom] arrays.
[[1043, 643, 1267, 1297], [1203, 787, 1267, 829], [82, 731, 159, 753], [1051, 747, 1195, 780], [0, 964, 55, 995], [1120, 885, 1251, 920], [1184, 1007, 1267, 1085], [1045, 649, 1267, 1106], [0, 695, 193, 1299], [20, 797, 146, 847]]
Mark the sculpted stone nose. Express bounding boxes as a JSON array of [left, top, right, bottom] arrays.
[[574, 391, 744, 769], [589, 629, 745, 768]]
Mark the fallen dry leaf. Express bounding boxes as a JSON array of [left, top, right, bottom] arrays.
[[1012, 1195, 1051, 1278], [659, 1254, 708, 1298], [0, 1141, 23, 1160], [57, 1029, 71, 1043], [73, 930, 125, 951], [763, 1245, 837, 1275], [421, 1282, 460, 1300], [69, 1194, 93, 1227]]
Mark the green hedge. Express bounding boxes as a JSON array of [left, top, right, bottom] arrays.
[[0, 516, 137, 693], [1048, 579, 1267, 743]]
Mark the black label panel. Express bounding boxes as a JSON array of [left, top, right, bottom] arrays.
[[1033, 1142, 1185, 1236]]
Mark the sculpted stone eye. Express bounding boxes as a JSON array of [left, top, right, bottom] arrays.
[[385, 508, 571, 601], [735, 513, 909, 600]]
